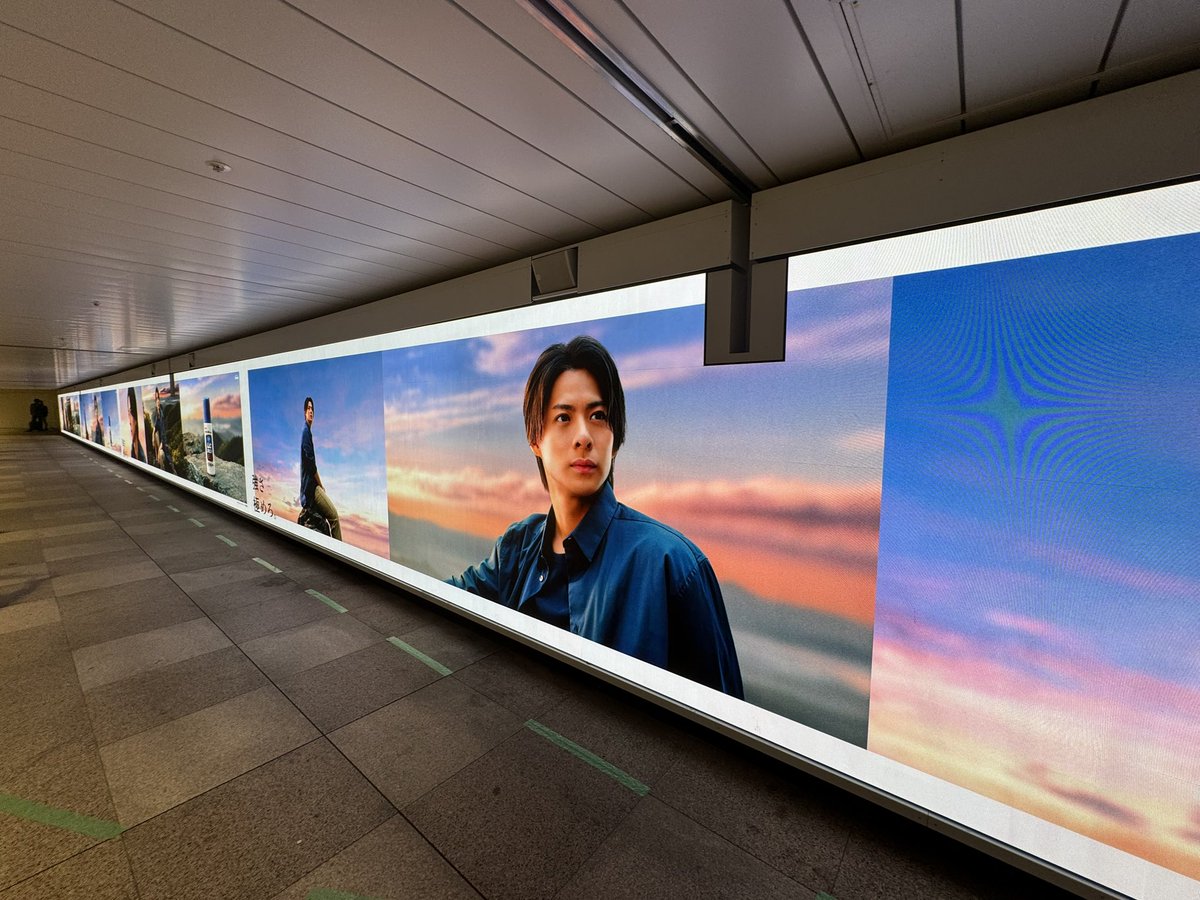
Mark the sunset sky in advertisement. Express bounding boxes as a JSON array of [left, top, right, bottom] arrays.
[[870, 233, 1200, 878], [382, 280, 891, 741], [248, 353, 389, 559]]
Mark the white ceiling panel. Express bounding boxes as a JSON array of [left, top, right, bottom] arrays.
[[453, 0, 732, 201], [616, 0, 861, 185], [0, 0, 601, 239], [286, 0, 715, 217], [0, 0, 1194, 388], [564, 0, 778, 187], [835, 0, 961, 140], [0, 173, 414, 284], [115, 0, 649, 230], [962, 0, 1122, 112], [1108, 0, 1200, 66]]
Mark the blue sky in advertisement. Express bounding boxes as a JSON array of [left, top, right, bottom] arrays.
[[870, 231, 1200, 878], [248, 352, 388, 557]]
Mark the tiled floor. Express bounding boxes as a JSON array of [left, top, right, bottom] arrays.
[[0, 434, 1080, 899]]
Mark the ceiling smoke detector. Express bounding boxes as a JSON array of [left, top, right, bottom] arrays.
[[205, 159, 232, 174]]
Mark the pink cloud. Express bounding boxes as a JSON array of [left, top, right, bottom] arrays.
[[622, 477, 882, 568], [340, 513, 389, 559], [388, 466, 545, 519], [209, 392, 241, 420], [868, 628, 1200, 877], [614, 340, 705, 391], [785, 307, 890, 364], [473, 332, 541, 376], [1020, 540, 1200, 600]]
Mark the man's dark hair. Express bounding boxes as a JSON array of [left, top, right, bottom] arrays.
[[523, 335, 626, 490], [304, 396, 314, 414]]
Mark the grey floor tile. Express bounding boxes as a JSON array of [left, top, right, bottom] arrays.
[[0, 578, 54, 608], [170, 557, 287, 594], [559, 796, 807, 899], [184, 571, 298, 616], [120, 517, 200, 537], [50, 558, 162, 598], [0, 540, 42, 567], [395, 618, 500, 673], [534, 686, 688, 789], [330, 677, 522, 808], [239, 614, 383, 680], [0, 599, 60, 636], [350, 596, 442, 638], [0, 562, 48, 581], [0, 739, 118, 892], [453, 648, 577, 719], [0, 819, 102, 893], [54, 575, 189, 619], [46, 549, 152, 579], [84, 644, 269, 746], [61, 591, 203, 650], [208, 586, 337, 643], [0, 839, 137, 900], [831, 810, 1076, 900], [272, 814, 482, 900], [122, 738, 394, 900], [40, 535, 139, 562], [37, 521, 122, 541], [72, 617, 232, 691], [149, 543, 247, 574], [278, 640, 442, 733], [652, 734, 850, 892], [404, 725, 643, 900], [99, 684, 319, 825]]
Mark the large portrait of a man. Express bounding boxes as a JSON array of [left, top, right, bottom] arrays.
[[447, 336, 744, 698]]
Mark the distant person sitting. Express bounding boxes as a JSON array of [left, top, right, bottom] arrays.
[[300, 396, 341, 540]]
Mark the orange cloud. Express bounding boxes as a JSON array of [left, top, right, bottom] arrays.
[[209, 392, 241, 420], [869, 629, 1200, 880]]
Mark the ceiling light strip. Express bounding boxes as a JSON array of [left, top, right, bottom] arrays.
[[517, 0, 757, 203]]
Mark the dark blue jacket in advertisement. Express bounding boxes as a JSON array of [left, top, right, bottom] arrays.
[[299, 422, 316, 508], [448, 482, 744, 698]]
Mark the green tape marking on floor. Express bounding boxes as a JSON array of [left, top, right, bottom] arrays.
[[188, 517, 205, 528], [215, 534, 237, 547], [167, 504, 179, 512], [252, 557, 281, 573], [816, 894, 839, 900], [525, 719, 650, 797], [0, 791, 123, 840], [306, 588, 347, 613], [386, 636, 452, 676], [306, 888, 380, 900]]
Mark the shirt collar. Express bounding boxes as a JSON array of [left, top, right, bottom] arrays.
[[554, 481, 618, 565]]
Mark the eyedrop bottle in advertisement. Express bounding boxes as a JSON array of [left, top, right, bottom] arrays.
[[203, 398, 216, 475]]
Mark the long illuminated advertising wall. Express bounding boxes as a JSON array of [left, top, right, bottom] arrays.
[[61, 179, 1200, 899]]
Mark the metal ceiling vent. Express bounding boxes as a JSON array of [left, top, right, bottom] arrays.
[[531, 246, 580, 302], [518, 0, 757, 203]]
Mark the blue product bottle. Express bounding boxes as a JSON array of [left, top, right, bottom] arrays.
[[203, 398, 216, 475]]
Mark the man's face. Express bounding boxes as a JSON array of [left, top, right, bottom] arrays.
[[305, 401, 314, 427], [531, 368, 615, 505]]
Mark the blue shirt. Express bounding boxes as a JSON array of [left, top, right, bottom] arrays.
[[300, 423, 316, 508], [448, 482, 744, 698]]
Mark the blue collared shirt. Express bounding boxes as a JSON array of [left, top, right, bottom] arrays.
[[448, 482, 744, 698]]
